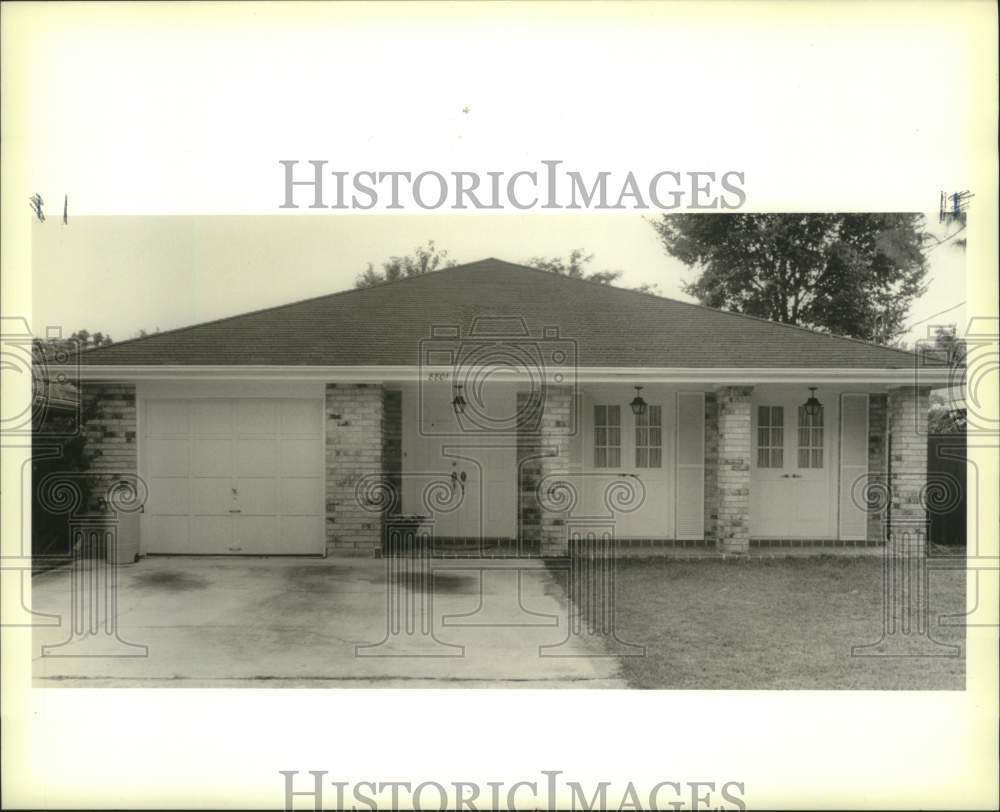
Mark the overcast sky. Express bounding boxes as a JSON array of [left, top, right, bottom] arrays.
[[32, 213, 966, 346]]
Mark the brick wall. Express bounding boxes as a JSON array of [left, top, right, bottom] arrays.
[[703, 393, 719, 542], [887, 386, 930, 553], [715, 385, 753, 554], [81, 382, 138, 512], [325, 383, 385, 556]]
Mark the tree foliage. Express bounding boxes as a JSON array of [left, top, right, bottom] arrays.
[[927, 326, 966, 434], [354, 240, 457, 288], [650, 213, 930, 342], [928, 324, 967, 367], [70, 329, 113, 349], [31, 329, 115, 558], [928, 394, 966, 435], [353, 243, 660, 293], [527, 248, 623, 285], [33, 329, 113, 355]]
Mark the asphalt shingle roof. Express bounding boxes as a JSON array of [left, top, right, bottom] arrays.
[[78, 258, 923, 369]]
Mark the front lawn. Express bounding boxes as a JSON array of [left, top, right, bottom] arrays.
[[553, 555, 965, 690]]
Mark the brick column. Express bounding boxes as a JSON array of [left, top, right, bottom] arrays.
[[715, 385, 753, 555], [382, 389, 403, 518], [538, 385, 574, 557], [887, 386, 930, 553], [703, 393, 719, 542], [516, 390, 543, 546], [867, 394, 888, 542], [325, 383, 385, 556], [81, 383, 138, 511]]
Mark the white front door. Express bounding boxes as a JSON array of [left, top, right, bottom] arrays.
[[750, 392, 833, 538], [142, 398, 324, 554], [403, 381, 516, 538], [581, 389, 672, 538]]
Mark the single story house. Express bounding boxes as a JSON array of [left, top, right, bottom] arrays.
[[69, 258, 949, 557]]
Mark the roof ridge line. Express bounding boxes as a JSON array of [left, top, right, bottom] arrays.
[[74, 257, 550, 356], [469, 258, 920, 360], [77, 256, 919, 362], [79, 256, 551, 356]]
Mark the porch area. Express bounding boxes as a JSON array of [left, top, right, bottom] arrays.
[[326, 378, 932, 559]]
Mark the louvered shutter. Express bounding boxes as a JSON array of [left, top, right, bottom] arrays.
[[675, 392, 705, 539], [838, 393, 870, 540]]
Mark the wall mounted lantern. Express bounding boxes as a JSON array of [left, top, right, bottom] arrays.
[[630, 386, 648, 417], [803, 386, 823, 418], [452, 384, 467, 415]]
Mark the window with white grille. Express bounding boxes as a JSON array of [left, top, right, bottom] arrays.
[[635, 404, 663, 468], [757, 405, 784, 468], [797, 405, 824, 468], [594, 405, 621, 468]]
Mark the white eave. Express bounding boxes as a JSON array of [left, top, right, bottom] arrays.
[[56, 365, 957, 386]]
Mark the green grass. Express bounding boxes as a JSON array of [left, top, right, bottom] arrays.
[[553, 556, 966, 690]]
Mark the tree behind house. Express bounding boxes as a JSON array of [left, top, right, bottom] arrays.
[[527, 248, 623, 285], [650, 213, 930, 343], [355, 240, 457, 288], [927, 325, 966, 434], [355, 244, 662, 294]]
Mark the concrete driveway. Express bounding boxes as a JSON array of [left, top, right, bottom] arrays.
[[31, 556, 627, 688]]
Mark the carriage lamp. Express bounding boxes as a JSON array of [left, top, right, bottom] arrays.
[[452, 384, 467, 415], [630, 386, 648, 417], [803, 387, 823, 418]]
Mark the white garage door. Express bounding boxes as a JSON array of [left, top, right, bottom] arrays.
[[142, 398, 324, 554]]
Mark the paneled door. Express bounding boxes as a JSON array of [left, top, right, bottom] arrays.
[[405, 381, 517, 538], [581, 388, 673, 539], [142, 398, 324, 554], [750, 393, 834, 538]]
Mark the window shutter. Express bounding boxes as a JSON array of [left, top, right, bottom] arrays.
[[675, 392, 705, 540], [838, 394, 869, 540]]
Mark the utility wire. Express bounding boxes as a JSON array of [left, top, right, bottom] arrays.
[[922, 224, 967, 255], [907, 300, 966, 329]]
